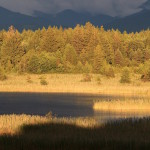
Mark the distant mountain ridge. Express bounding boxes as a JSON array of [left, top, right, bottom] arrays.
[[0, 4, 150, 32], [141, 0, 150, 10], [104, 9, 150, 32], [0, 7, 114, 31], [33, 9, 115, 28]]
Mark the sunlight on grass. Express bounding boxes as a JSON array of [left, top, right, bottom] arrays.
[[0, 114, 97, 135], [0, 74, 150, 97], [94, 99, 150, 113]]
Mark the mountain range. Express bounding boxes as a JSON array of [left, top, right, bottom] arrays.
[[0, 3, 150, 32]]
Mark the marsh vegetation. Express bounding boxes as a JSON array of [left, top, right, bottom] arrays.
[[94, 99, 150, 113], [1, 115, 150, 150]]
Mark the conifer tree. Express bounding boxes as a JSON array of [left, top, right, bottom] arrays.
[[93, 45, 105, 73], [120, 67, 131, 83], [63, 44, 77, 66], [114, 49, 124, 66], [1, 28, 24, 69]]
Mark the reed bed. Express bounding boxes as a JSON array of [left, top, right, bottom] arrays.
[[0, 114, 97, 135], [94, 99, 150, 113], [1, 116, 150, 149]]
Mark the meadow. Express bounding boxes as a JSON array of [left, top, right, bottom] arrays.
[[0, 73, 150, 97]]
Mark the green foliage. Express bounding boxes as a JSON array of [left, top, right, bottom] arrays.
[[18, 49, 36, 73], [120, 67, 131, 83], [27, 52, 57, 74], [39, 52, 57, 73], [28, 55, 40, 74]]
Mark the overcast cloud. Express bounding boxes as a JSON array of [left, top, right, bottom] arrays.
[[0, 0, 147, 16]]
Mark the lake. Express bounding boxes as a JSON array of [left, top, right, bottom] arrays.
[[0, 93, 150, 122]]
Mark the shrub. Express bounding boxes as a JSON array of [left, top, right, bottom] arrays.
[[81, 74, 92, 82], [28, 55, 40, 74], [56, 63, 65, 73], [141, 69, 150, 82], [39, 75, 46, 80], [105, 67, 115, 78], [0, 68, 7, 81], [39, 53, 57, 73], [40, 79, 48, 86], [83, 62, 92, 73], [76, 61, 84, 73], [26, 76, 33, 83], [96, 76, 101, 85], [120, 67, 131, 83]]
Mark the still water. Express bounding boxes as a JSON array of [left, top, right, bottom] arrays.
[[0, 93, 149, 122]]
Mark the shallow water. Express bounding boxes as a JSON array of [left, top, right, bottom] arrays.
[[0, 93, 149, 122]]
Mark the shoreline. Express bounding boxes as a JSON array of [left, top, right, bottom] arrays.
[[0, 87, 149, 98]]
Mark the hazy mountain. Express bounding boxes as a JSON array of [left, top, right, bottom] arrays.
[[34, 9, 114, 27], [104, 9, 150, 32], [104, 0, 150, 32], [0, 7, 39, 30], [141, 0, 150, 10], [0, 7, 113, 31], [0, 5, 150, 32]]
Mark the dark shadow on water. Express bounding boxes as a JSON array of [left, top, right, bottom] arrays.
[[1, 118, 150, 150], [0, 92, 147, 117]]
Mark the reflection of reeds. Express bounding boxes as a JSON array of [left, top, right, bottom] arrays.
[[0, 74, 150, 96], [0, 115, 97, 135], [94, 99, 150, 113]]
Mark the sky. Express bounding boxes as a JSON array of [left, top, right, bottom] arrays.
[[0, 0, 148, 17]]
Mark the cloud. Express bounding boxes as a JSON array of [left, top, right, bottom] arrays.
[[0, 0, 42, 16], [0, 0, 147, 16]]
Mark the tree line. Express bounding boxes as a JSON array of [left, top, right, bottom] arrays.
[[0, 23, 150, 77]]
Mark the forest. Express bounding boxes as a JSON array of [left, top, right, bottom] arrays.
[[0, 23, 150, 80]]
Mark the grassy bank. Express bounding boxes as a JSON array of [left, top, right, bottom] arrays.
[[1, 115, 150, 149], [0, 74, 150, 97], [94, 99, 150, 113]]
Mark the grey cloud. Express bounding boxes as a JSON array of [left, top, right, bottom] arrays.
[[0, 0, 147, 16]]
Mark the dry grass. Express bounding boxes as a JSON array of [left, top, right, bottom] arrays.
[[0, 114, 97, 135], [94, 99, 150, 113], [0, 73, 150, 96]]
